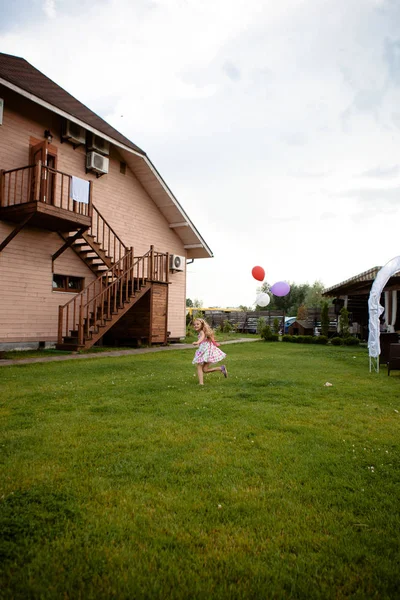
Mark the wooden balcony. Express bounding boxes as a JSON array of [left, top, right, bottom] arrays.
[[0, 162, 92, 232]]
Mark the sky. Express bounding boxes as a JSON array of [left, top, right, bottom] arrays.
[[2, 0, 400, 308]]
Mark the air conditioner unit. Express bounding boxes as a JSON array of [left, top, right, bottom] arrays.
[[62, 120, 86, 145], [86, 132, 110, 156], [86, 151, 109, 175], [169, 254, 185, 272]]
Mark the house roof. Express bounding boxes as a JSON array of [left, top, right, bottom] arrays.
[[322, 267, 400, 297], [289, 320, 314, 329], [0, 52, 212, 259], [0, 53, 144, 155]]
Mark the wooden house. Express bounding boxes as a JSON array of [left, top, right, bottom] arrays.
[[0, 52, 212, 351], [287, 320, 314, 336], [322, 267, 400, 342]]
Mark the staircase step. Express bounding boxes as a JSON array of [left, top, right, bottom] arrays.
[[55, 343, 84, 351]]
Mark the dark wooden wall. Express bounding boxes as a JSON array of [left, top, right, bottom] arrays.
[[151, 283, 168, 343], [103, 283, 168, 346]]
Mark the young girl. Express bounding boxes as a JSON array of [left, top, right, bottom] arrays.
[[192, 318, 228, 385]]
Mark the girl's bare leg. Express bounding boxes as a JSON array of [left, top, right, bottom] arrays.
[[203, 362, 224, 374], [197, 363, 204, 385]]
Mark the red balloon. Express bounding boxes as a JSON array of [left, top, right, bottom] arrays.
[[252, 266, 265, 282]]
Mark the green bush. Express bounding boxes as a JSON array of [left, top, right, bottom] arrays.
[[330, 337, 342, 346], [302, 335, 314, 344], [282, 335, 292, 342], [257, 317, 267, 334], [343, 336, 360, 346], [321, 302, 330, 338], [261, 325, 279, 342], [273, 317, 280, 334], [314, 335, 328, 345], [220, 320, 233, 333], [262, 333, 279, 342], [186, 324, 196, 338]]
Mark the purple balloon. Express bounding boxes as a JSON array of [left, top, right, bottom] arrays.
[[271, 281, 290, 297]]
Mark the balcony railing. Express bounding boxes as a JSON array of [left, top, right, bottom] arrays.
[[0, 162, 92, 217]]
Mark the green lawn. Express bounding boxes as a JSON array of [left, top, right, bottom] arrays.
[[1, 342, 399, 599], [0, 332, 259, 361]]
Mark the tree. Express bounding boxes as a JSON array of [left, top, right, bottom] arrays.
[[321, 301, 330, 337], [186, 298, 193, 307], [257, 281, 309, 315], [339, 306, 350, 338], [297, 304, 308, 321], [273, 317, 280, 334], [303, 280, 325, 308]]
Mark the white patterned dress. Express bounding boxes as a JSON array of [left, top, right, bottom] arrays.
[[192, 336, 227, 365]]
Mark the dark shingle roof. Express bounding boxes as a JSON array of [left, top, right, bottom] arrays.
[[0, 52, 145, 156]]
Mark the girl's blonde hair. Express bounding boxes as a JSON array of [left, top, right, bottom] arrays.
[[193, 318, 214, 340]]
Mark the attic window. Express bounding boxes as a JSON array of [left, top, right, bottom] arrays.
[[120, 161, 126, 175]]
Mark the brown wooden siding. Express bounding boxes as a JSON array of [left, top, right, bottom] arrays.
[[0, 85, 187, 342]]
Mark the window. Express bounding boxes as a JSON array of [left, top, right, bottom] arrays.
[[53, 274, 84, 292]]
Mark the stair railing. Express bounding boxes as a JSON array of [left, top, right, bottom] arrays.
[[58, 246, 169, 346], [88, 204, 128, 264]]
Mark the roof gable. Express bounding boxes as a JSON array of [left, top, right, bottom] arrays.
[[0, 52, 144, 155], [0, 52, 212, 259]]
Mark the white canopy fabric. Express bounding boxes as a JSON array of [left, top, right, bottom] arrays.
[[368, 256, 400, 358]]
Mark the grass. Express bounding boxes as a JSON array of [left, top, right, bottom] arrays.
[[0, 342, 399, 599], [0, 332, 258, 361]]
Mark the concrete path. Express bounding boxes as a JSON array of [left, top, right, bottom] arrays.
[[0, 338, 261, 367]]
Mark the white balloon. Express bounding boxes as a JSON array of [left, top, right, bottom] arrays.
[[255, 292, 270, 307]]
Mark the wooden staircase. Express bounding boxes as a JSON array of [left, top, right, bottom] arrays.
[[58, 204, 128, 276], [56, 247, 169, 351]]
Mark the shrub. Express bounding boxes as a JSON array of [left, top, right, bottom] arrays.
[[261, 325, 279, 342], [220, 320, 233, 333], [330, 337, 342, 346], [343, 336, 360, 346], [186, 324, 196, 338], [257, 317, 267, 334], [282, 335, 292, 343], [314, 335, 328, 345], [339, 307, 350, 338], [262, 333, 279, 342], [273, 317, 280, 334], [321, 302, 330, 337], [302, 335, 314, 344]]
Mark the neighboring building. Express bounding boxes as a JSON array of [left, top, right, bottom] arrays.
[[0, 53, 212, 350], [322, 267, 400, 341], [287, 320, 314, 336]]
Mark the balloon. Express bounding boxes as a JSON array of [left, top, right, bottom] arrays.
[[252, 266, 265, 282], [255, 292, 270, 307], [271, 281, 290, 297]]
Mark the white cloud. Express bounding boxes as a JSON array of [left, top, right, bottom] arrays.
[[43, 0, 57, 19], [1, 0, 400, 306]]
